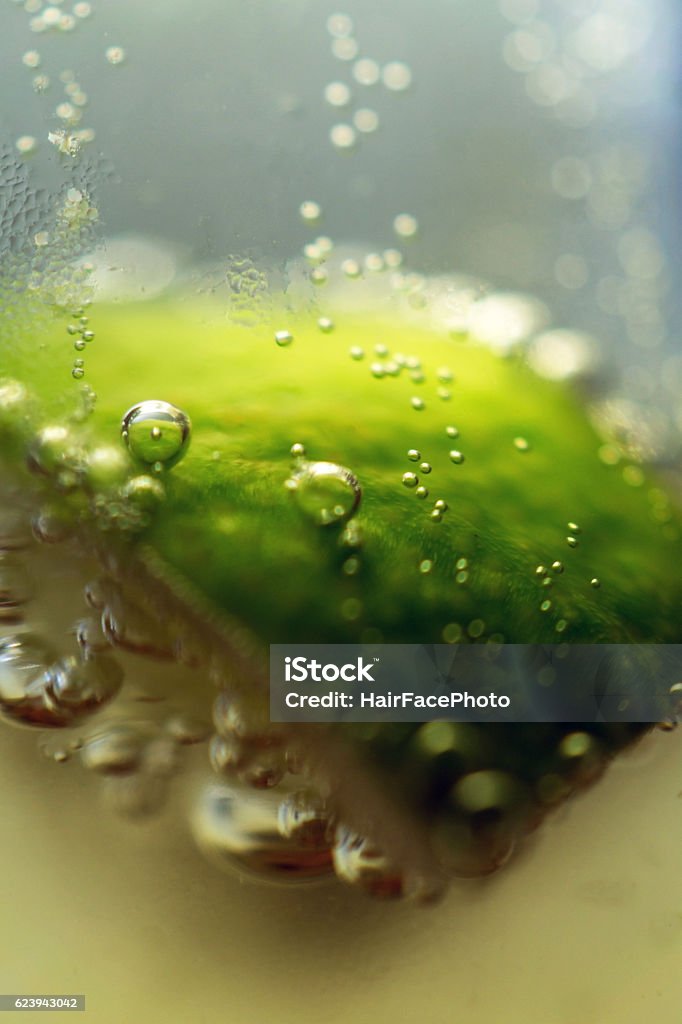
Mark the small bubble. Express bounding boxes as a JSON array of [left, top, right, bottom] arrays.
[[419, 462, 432, 474], [34, 231, 49, 247], [467, 619, 485, 638], [402, 472, 419, 488], [289, 461, 361, 526], [430, 509, 443, 523], [349, 346, 365, 361], [540, 600, 552, 611], [32, 74, 49, 93], [71, 366, 85, 380], [442, 622, 463, 643], [22, 50, 41, 68], [434, 499, 448, 511], [121, 400, 191, 470], [331, 37, 359, 61], [303, 243, 324, 264], [411, 397, 425, 411], [393, 213, 418, 239], [566, 536, 579, 548], [449, 450, 465, 464], [415, 486, 429, 499], [370, 362, 385, 379], [327, 13, 353, 37], [456, 558, 468, 570], [324, 81, 351, 107], [74, 339, 86, 351], [290, 442, 306, 459], [73, 2, 91, 16], [407, 449, 421, 462], [382, 61, 413, 91], [456, 570, 469, 584], [120, 475, 166, 511], [330, 123, 357, 150], [193, 781, 332, 882], [551, 561, 564, 573], [341, 258, 361, 279], [299, 200, 321, 223], [82, 329, 94, 341], [535, 565, 548, 577], [374, 343, 389, 358], [274, 329, 293, 347], [354, 107, 380, 136], [317, 317, 335, 333], [445, 425, 459, 439], [567, 521, 581, 533], [514, 437, 530, 452], [364, 253, 385, 272], [590, 577, 601, 588], [310, 267, 328, 286], [353, 58, 381, 86], [105, 46, 126, 66], [419, 559, 433, 574], [15, 135, 37, 155], [342, 556, 360, 576]]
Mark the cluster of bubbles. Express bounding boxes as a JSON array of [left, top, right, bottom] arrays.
[[323, 12, 413, 154], [498, 0, 678, 462], [190, 684, 434, 899]]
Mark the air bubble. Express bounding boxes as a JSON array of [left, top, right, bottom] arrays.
[[105, 46, 126, 66], [121, 400, 191, 469], [407, 449, 421, 462], [317, 317, 335, 333], [341, 258, 361, 279], [449, 450, 465, 464], [81, 725, 145, 775], [382, 61, 413, 91], [446, 425, 459, 439], [324, 81, 351, 107], [393, 214, 418, 238], [411, 397, 425, 411], [299, 200, 321, 223], [331, 37, 359, 61], [353, 59, 381, 86], [327, 13, 353, 38], [402, 472, 418, 488], [15, 135, 37, 155], [288, 461, 361, 526], [333, 827, 405, 899], [192, 781, 333, 882], [330, 123, 357, 150], [514, 437, 530, 452]]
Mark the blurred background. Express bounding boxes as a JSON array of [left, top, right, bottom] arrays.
[[1, 2, 682, 1021]]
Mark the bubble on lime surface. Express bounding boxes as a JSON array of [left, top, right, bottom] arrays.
[[191, 780, 333, 882], [287, 461, 361, 526], [120, 400, 191, 469]]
